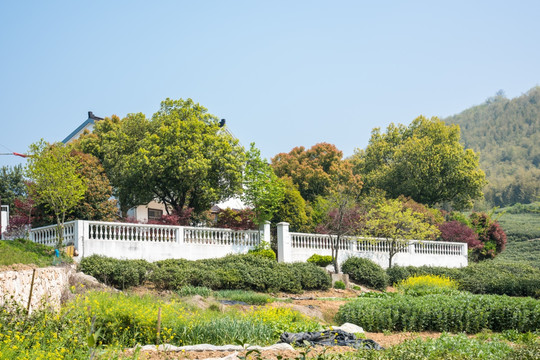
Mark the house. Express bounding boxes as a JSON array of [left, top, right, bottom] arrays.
[[62, 112, 104, 144], [63, 111, 246, 223]]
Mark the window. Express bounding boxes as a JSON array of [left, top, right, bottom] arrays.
[[148, 208, 163, 221]]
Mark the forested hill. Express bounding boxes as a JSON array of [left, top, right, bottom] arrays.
[[444, 86, 540, 207]]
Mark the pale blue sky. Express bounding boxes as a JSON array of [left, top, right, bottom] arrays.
[[1, 1, 539, 168]]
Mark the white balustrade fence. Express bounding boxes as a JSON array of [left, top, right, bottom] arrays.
[[30, 220, 269, 262], [28, 220, 467, 268], [277, 222, 468, 269]]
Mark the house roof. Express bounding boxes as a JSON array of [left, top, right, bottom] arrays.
[[62, 111, 103, 144]]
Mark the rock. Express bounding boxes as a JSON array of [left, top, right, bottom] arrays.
[[203, 352, 240, 360], [334, 322, 364, 334]]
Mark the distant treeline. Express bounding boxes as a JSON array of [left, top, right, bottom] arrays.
[[445, 87, 540, 207]]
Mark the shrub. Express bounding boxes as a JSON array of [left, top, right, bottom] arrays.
[[386, 265, 460, 285], [149, 254, 330, 293], [341, 257, 389, 291], [396, 274, 460, 296], [307, 254, 333, 267], [438, 220, 480, 248], [334, 280, 346, 289], [247, 248, 276, 261], [288, 262, 331, 291], [336, 293, 540, 333], [79, 255, 153, 289]]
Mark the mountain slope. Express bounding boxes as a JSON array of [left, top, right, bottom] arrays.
[[444, 87, 540, 207]]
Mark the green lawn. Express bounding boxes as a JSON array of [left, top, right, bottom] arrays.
[[0, 238, 71, 267]]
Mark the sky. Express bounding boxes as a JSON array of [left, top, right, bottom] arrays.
[[1, 0, 539, 168]]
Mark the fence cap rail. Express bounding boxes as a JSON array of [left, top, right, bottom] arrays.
[[289, 232, 466, 246]]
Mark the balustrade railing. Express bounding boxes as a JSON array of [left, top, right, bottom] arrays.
[[290, 232, 465, 257], [87, 221, 177, 242], [30, 221, 76, 247], [184, 226, 260, 246]]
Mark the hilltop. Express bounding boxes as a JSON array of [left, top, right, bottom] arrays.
[[444, 87, 540, 207]]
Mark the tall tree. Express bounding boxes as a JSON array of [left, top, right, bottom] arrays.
[[352, 116, 486, 210], [0, 165, 26, 209], [315, 164, 363, 273], [80, 98, 245, 217], [26, 140, 87, 247], [271, 143, 345, 202], [242, 143, 284, 225], [364, 198, 440, 268]]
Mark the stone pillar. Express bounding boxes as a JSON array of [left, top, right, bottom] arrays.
[[277, 222, 292, 263], [176, 226, 184, 244], [259, 221, 271, 244]]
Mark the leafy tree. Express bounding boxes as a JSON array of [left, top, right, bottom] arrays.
[[242, 143, 284, 224], [80, 98, 245, 217], [68, 150, 118, 221], [26, 140, 87, 247], [438, 220, 481, 250], [315, 165, 364, 273], [271, 143, 346, 202], [216, 208, 256, 230], [364, 198, 440, 268], [0, 165, 26, 209], [271, 177, 309, 232], [352, 116, 486, 210], [469, 212, 507, 261]]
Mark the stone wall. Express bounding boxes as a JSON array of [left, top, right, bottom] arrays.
[[0, 266, 72, 313]]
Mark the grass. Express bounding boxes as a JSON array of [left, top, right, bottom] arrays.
[[0, 238, 72, 267], [214, 289, 274, 305]]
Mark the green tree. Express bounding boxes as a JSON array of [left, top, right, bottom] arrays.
[[242, 143, 284, 224], [68, 150, 118, 221], [0, 165, 26, 209], [26, 140, 87, 247], [315, 165, 364, 273], [352, 116, 486, 210], [80, 98, 245, 217], [271, 143, 346, 202], [271, 177, 309, 232], [364, 198, 440, 268]]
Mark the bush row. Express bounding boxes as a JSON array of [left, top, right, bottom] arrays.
[[387, 261, 540, 298], [336, 293, 540, 333], [80, 253, 331, 293]]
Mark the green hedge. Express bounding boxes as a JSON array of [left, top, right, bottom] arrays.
[[341, 257, 389, 291], [387, 261, 540, 298], [79, 255, 154, 289], [81, 254, 331, 293], [336, 293, 540, 333]]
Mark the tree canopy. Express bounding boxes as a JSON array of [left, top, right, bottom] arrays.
[[271, 143, 346, 202], [0, 165, 26, 210], [26, 140, 87, 246], [364, 198, 440, 268], [79, 98, 245, 217], [351, 116, 486, 210]]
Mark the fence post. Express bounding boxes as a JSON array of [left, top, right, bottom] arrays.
[[175, 226, 184, 244], [277, 222, 292, 263], [259, 221, 271, 244]]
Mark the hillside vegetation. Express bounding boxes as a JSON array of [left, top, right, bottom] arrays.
[[444, 87, 540, 207]]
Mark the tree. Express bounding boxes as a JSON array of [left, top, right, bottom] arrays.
[[26, 140, 87, 247], [242, 143, 284, 224], [67, 150, 118, 221], [315, 164, 363, 273], [0, 165, 26, 209], [364, 198, 440, 268], [271, 143, 346, 202], [80, 98, 245, 218], [469, 212, 507, 261], [351, 116, 486, 210], [271, 177, 309, 232]]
